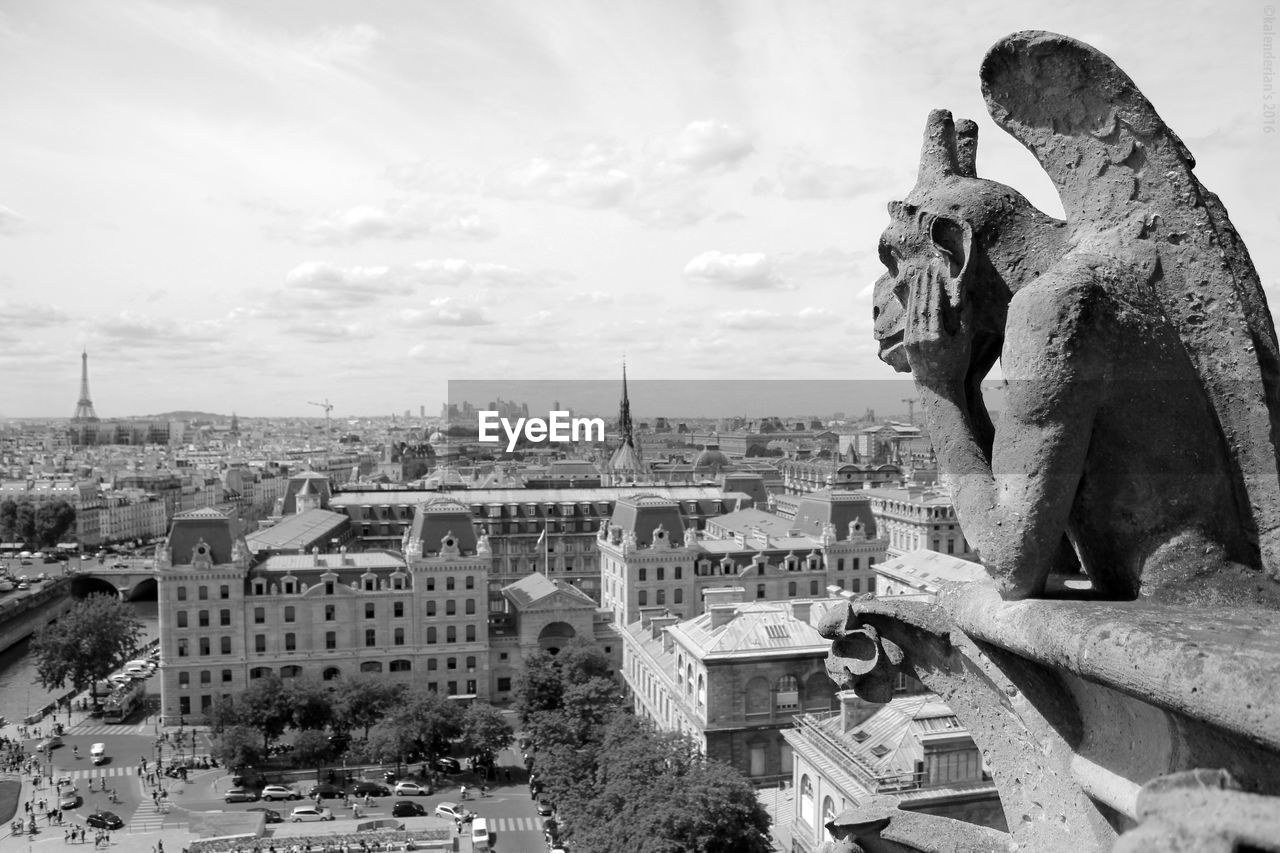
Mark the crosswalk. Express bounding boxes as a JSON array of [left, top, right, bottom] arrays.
[[485, 816, 546, 833], [70, 724, 153, 737], [60, 767, 136, 781], [128, 796, 170, 832]]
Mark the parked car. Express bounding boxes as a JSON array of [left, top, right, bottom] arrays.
[[433, 757, 461, 774], [350, 781, 390, 797], [306, 783, 345, 800], [393, 781, 431, 796], [246, 807, 282, 824], [391, 800, 427, 817], [289, 806, 334, 822], [86, 811, 124, 830], [58, 787, 81, 809], [260, 785, 300, 801], [433, 802, 472, 822], [224, 788, 258, 803], [537, 798, 555, 817], [36, 735, 62, 751]]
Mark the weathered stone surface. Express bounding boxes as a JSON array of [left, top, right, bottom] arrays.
[[872, 30, 1280, 607]]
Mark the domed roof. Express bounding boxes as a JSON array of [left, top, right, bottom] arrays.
[[693, 446, 730, 470], [427, 430, 446, 444]]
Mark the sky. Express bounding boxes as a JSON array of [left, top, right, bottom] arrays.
[[1, 0, 1276, 418]]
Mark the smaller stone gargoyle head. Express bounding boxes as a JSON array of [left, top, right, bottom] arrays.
[[819, 602, 906, 704]]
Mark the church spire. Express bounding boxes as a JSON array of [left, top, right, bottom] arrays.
[[618, 359, 635, 450], [73, 349, 99, 422]]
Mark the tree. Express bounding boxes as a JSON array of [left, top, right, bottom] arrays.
[[286, 676, 334, 731], [34, 500, 76, 548], [459, 702, 513, 761], [365, 719, 418, 772], [30, 593, 143, 710], [236, 674, 294, 751], [514, 650, 565, 723], [210, 725, 263, 772], [332, 676, 403, 738], [0, 499, 17, 542], [290, 729, 332, 777], [392, 686, 462, 760]]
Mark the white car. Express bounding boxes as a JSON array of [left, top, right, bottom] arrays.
[[58, 786, 80, 809], [260, 785, 300, 801], [393, 781, 430, 796], [433, 802, 470, 821], [289, 806, 334, 822], [91, 743, 106, 765]]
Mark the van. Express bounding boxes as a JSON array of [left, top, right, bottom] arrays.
[[470, 817, 490, 850], [90, 743, 106, 765]]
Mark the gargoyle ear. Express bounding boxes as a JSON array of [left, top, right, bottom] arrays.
[[928, 214, 973, 308]]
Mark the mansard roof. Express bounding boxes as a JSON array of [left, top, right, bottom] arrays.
[[167, 508, 240, 565], [502, 572, 597, 610], [789, 489, 880, 540]]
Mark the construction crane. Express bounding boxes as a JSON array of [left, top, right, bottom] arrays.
[[308, 399, 334, 470], [901, 397, 917, 424]]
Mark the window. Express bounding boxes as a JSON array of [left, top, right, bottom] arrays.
[[675, 566, 682, 580], [447, 657, 457, 670], [325, 631, 336, 650], [177, 611, 188, 628], [497, 677, 512, 692], [220, 636, 231, 654], [325, 582, 335, 595], [444, 599, 455, 616], [250, 667, 270, 679], [446, 577, 455, 591], [426, 578, 435, 591], [365, 629, 376, 647], [198, 638, 210, 656], [446, 626, 457, 643], [638, 591, 647, 606], [853, 557, 860, 571], [639, 568, 647, 582], [179, 697, 190, 715], [674, 589, 683, 604], [360, 661, 383, 673], [851, 578, 861, 593], [394, 602, 404, 618], [656, 589, 665, 605], [198, 586, 208, 601], [756, 584, 766, 599], [364, 577, 375, 591], [465, 576, 474, 589], [253, 581, 264, 595], [810, 580, 819, 595], [390, 660, 411, 673], [325, 604, 335, 621], [426, 601, 436, 616], [787, 581, 797, 597], [657, 567, 665, 580], [837, 558, 845, 572], [220, 585, 229, 600], [447, 681, 458, 695], [200, 670, 211, 686], [222, 669, 232, 683], [198, 610, 209, 627], [284, 581, 295, 594], [947, 538, 956, 554], [178, 672, 189, 687], [323, 667, 340, 681], [465, 625, 476, 642], [176, 587, 187, 602], [284, 606, 295, 623], [394, 628, 405, 646], [254, 635, 265, 653], [253, 607, 264, 624], [427, 659, 438, 671], [465, 599, 475, 615], [427, 627, 437, 644], [465, 656, 476, 670], [284, 633, 296, 651], [365, 603, 375, 619], [867, 576, 876, 593]]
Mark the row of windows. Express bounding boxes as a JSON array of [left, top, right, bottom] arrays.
[[246, 575, 477, 596], [251, 623, 480, 652], [176, 637, 232, 656], [175, 585, 230, 602]]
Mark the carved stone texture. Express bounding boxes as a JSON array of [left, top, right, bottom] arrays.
[[871, 30, 1280, 608]]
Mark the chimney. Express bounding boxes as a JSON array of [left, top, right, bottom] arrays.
[[709, 604, 738, 630], [702, 587, 746, 609], [791, 600, 812, 624], [840, 690, 879, 734], [650, 613, 678, 640]]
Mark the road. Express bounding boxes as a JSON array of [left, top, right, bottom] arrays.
[[23, 716, 548, 852]]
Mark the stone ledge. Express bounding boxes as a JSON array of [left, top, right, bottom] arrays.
[[941, 583, 1280, 754]]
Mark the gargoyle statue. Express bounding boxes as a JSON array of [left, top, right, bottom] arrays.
[[873, 30, 1280, 608]]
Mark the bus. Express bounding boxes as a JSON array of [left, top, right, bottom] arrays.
[[102, 681, 146, 724]]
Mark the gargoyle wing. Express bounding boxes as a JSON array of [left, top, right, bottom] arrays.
[[981, 30, 1280, 574]]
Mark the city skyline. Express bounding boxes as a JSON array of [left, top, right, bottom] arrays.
[[0, 1, 1275, 417]]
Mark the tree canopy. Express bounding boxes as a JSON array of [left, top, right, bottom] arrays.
[[0, 498, 76, 547], [30, 593, 143, 703]]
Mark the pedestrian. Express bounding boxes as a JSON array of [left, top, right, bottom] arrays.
[[158, 840, 164, 853]]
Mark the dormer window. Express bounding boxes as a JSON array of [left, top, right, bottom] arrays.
[[284, 582, 295, 594]]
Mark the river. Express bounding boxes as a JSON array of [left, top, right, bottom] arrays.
[[0, 599, 158, 727]]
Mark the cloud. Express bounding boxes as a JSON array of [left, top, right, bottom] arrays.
[[296, 199, 496, 245], [382, 161, 481, 194], [648, 120, 754, 177], [0, 205, 26, 234], [682, 251, 789, 290], [0, 301, 72, 327], [304, 23, 382, 66], [488, 138, 635, 209], [757, 149, 888, 199], [281, 320, 366, 342], [398, 297, 492, 327], [282, 260, 552, 308], [716, 307, 836, 330], [776, 247, 876, 280], [96, 311, 225, 347], [284, 262, 410, 299]]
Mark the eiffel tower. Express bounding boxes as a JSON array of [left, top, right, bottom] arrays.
[[73, 349, 99, 422]]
